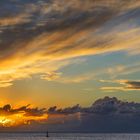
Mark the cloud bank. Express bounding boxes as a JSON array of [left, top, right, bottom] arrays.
[[45, 96, 140, 132], [2, 96, 140, 132]]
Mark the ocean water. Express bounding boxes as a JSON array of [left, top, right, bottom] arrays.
[[0, 133, 140, 140]]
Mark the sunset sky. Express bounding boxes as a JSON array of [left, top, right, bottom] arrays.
[[0, 0, 140, 132]]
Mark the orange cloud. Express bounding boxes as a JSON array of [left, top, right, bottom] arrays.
[[0, 104, 48, 127], [0, 0, 140, 87]]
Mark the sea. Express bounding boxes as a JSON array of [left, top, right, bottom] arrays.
[[0, 133, 140, 140]]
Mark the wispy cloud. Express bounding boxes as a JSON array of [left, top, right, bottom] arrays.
[[0, 1, 140, 87], [100, 80, 140, 92], [106, 63, 140, 78]]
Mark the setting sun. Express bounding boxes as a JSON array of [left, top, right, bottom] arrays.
[[0, 113, 48, 127], [0, 1, 140, 139]]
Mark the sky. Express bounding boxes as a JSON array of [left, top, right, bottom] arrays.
[[0, 0, 140, 132]]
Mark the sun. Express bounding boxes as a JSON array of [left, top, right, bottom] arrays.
[[0, 112, 48, 127]]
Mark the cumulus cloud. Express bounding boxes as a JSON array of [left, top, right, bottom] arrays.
[[1, 96, 140, 132], [43, 96, 140, 132], [47, 96, 140, 115], [0, 0, 140, 87]]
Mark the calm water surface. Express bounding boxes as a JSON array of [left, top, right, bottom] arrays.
[[0, 133, 140, 140]]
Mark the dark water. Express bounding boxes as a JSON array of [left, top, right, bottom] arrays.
[[0, 133, 140, 140]]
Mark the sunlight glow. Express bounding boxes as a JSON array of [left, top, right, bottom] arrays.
[[0, 112, 48, 127]]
